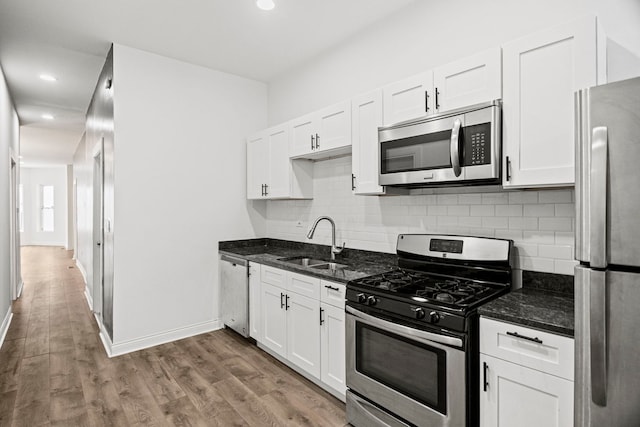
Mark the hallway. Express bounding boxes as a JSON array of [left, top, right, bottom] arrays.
[[0, 247, 346, 426]]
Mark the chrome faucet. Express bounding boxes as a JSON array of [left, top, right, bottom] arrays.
[[306, 216, 345, 261]]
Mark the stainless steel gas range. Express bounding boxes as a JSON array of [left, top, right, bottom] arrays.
[[345, 234, 513, 427]]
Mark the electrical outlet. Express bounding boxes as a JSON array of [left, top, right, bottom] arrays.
[[296, 220, 304, 228]]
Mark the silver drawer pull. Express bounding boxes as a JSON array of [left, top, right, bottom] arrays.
[[506, 331, 543, 344], [324, 285, 340, 291]]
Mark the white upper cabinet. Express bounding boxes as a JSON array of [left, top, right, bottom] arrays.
[[289, 100, 352, 160], [351, 89, 385, 195], [383, 71, 434, 126], [502, 16, 605, 188], [246, 124, 313, 200], [433, 48, 502, 112]]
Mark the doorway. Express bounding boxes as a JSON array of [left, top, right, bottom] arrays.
[[92, 139, 104, 323], [9, 151, 21, 300]]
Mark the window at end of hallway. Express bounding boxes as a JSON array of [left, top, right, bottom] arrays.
[[40, 185, 54, 232]]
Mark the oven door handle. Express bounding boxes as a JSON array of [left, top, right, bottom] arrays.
[[346, 306, 463, 349]]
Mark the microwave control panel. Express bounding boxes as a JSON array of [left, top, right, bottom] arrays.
[[463, 123, 491, 166]]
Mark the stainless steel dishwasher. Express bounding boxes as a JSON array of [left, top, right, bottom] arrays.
[[219, 254, 249, 337]]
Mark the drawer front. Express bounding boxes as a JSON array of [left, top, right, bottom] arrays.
[[320, 280, 346, 308], [287, 271, 320, 300], [480, 317, 574, 381], [261, 265, 286, 289]]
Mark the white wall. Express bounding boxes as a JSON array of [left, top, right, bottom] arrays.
[[263, 0, 640, 281], [0, 62, 20, 346], [111, 44, 267, 348], [20, 166, 68, 247], [268, 0, 640, 123]]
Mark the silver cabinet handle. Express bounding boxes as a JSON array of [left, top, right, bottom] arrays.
[[590, 126, 608, 268], [590, 269, 608, 406], [450, 118, 462, 177], [315, 133, 320, 149], [310, 134, 315, 150]]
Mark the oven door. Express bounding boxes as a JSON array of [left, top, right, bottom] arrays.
[[346, 306, 466, 427]]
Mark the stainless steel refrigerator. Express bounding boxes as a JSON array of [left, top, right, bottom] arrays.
[[575, 75, 640, 426]]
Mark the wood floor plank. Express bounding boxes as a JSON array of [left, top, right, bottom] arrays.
[[0, 339, 25, 393], [12, 354, 50, 427], [159, 396, 211, 427], [0, 390, 17, 426], [129, 349, 186, 406], [23, 311, 50, 358]]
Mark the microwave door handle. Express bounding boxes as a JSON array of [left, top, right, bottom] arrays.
[[450, 118, 462, 177]]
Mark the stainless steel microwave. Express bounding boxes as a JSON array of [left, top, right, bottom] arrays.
[[379, 100, 501, 187]]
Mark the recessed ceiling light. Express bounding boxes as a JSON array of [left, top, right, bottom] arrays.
[[42, 113, 54, 120], [256, 0, 275, 10], [39, 74, 57, 82]]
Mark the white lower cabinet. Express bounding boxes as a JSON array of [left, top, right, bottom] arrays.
[[255, 264, 346, 399], [248, 262, 261, 341], [480, 354, 574, 427], [479, 317, 574, 427], [320, 302, 345, 394]]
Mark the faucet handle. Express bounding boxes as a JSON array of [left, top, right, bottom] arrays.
[[332, 242, 346, 254]]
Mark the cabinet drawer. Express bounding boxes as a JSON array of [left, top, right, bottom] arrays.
[[261, 265, 286, 288], [480, 317, 574, 381], [287, 271, 320, 300], [320, 280, 346, 308]]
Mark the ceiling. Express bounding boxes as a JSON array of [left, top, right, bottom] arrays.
[[0, 0, 414, 166]]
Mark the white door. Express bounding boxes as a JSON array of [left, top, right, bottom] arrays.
[[266, 125, 290, 198], [315, 100, 351, 153], [383, 71, 434, 125], [9, 155, 20, 300], [286, 292, 321, 379], [352, 89, 385, 195], [433, 48, 502, 112], [246, 133, 268, 199], [289, 113, 316, 158], [92, 142, 105, 321], [502, 16, 599, 188], [320, 303, 346, 395], [261, 282, 287, 358], [480, 354, 574, 427]]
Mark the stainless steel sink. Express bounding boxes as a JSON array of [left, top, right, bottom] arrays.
[[310, 262, 348, 271], [277, 256, 328, 267]]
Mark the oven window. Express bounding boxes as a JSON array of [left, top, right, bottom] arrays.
[[380, 130, 452, 174], [355, 322, 447, 414]]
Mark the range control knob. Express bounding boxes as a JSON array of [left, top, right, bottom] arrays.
[[367, 296, 378, 306], [412, 307, 426, 320], [429, 311, 441, 323], [357, 293, 367, 304]]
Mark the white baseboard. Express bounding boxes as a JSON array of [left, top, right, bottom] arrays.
[[0, 309, 13, 350], [16, 280, 24, 299], [76, 259, 87, 284], [100, 319, 223, 358], [84, 286, 93, 311]]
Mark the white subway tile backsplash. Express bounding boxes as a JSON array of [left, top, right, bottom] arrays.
[[265, 157, 577, 276], [496, 204, 523, 217], [539, 217, 573, 231], [539, 189, 573, 203], [470, 205, 495, 217], [523, 204, 555, 217]]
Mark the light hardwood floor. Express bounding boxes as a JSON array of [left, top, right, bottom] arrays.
[[0, 246, 347, 426]]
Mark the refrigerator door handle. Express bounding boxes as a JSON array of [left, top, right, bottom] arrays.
[[590, 126, 608, 268], [590, 269, 607, 406]]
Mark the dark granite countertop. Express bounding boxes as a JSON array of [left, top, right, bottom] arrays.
[[479, 271, 575, 338], [219, 238, 398, 284]]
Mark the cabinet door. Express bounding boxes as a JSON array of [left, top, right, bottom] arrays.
[[502, 16, 599, 188], [248, 262, 261, 341], [289, 113, 316, 158], [261, 282, 287, 358], [246, 133, 268, 199], [383, 71, 434, 125], [480, 354, 574, 427], [320, 303, 346, 396], [267, 125, 291, 198], [286, 292, 321, 379], [315, 100, 351, 153], [352, 89, 385, 195], [433, 47, 502, 112]]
